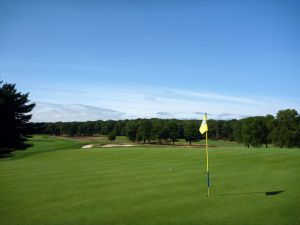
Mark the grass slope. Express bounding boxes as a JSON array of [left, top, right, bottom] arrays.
[[0, 136, 300, 225]]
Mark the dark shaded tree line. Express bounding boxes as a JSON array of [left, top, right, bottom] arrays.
[[33, 119, 199, 145], [233, 110, 300, 148], [33, 109, 300, 148]]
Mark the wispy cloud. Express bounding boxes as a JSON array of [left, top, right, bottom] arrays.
[[212, 113, 250, 120], [162, 89, 260, 105], [28, 84, 300, 122], [32, 102, 126, 122], [156, 112, 173, 117]]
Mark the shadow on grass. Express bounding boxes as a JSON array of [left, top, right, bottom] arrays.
[[214, 190, 285, 197]]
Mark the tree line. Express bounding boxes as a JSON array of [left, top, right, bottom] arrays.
[[1, 79, 300, 158], [33, 108, 300, 148]]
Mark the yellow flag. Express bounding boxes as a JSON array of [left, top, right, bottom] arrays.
[[199, 113, 208, 134]]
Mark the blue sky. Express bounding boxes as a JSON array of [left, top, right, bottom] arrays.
[[1, 0, 300, 121]]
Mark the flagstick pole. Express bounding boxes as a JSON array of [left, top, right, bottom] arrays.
[[206, 130, 210, 197]]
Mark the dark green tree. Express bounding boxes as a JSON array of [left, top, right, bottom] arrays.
[[69, 122, 78, 137], [107, 131, 116, 141], [113, 120, 125, 136], [151, 119, 169, 144], [0, 81, 36, 156], [207, 120, 218, 140], [272, 109, 300, 148], [232, 120, 243, 143], [125, 121, 138, 143], [168, 120, 179, 145], [249, 117, 267, 147], [240, 117, 266, 148], [100, 120, 115, 135], [86, 121, 95, 136], [45, 123, 57, 135], [76, 123, 84, 136], [241, 118, 252, 148], [184, 121, 200, 145], [136, 119, 152, 143], [264, 115, 275, 148], [95, 121, 102, 134]]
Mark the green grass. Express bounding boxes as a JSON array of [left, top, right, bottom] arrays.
[[0, 135, 300, 225]]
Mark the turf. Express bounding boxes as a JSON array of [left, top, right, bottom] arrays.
[[0, 135, 300, 225]]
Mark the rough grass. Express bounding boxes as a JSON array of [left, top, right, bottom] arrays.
[[0, 135, 300, 225]]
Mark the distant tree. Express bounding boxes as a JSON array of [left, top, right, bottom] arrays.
[[69, 122, 78, 137], [57, 122, 64, 135], [151, 119, 169, 144], [159, 124, 170, 144], [76, 123, 83, 136], [184, 121, 200, 145], [88, 121, 97, 136], [239, 117, 263, 147], [0, 81, 36, 156], [177, 121, 185, 139], [61, 123, 68, 136], [232, 120, 243, 143], [136, 126, 143, 142], [150, 119, 162, 142], [30, 122, 47, 134], [264, 115, 275, 148], [249, 117, 267, 147], [241, 118, 252, 148], [107, 131, 116, 141], [216, 120, 224, 139], [46, 123, 61, 135], [60, 122, 77, 136], [238, 116, 276, 148], [272, 109, 300, 148], [125, 121, 138, 143], [136, 119, 152, 143], [101, 120, 115, 135], [168, 120, 179, 145], [95, 121, 102, 134], [114, 120, 125, 136], [224, 120, 236, 141], [80, 123, 88, 136], [207, 120, 218, 140]]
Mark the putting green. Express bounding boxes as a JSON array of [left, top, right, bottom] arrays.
[[0, 136, 300, 225]]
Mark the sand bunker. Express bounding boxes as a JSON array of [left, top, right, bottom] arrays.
[[101, 144, 134, 148], [81, 144, 94, 149]]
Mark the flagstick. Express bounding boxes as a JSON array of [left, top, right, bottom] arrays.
[[200, 113, 210, 197], [206, 130, 210, 197]]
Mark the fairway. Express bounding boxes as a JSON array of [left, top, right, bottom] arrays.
[[1, 136, 300, 225]]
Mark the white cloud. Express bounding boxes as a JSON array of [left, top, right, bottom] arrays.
[[31, 102, 126, 122], [156, 112, 173, 118], [29, 85, 300, 122], [161, 89, 260, 105]]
